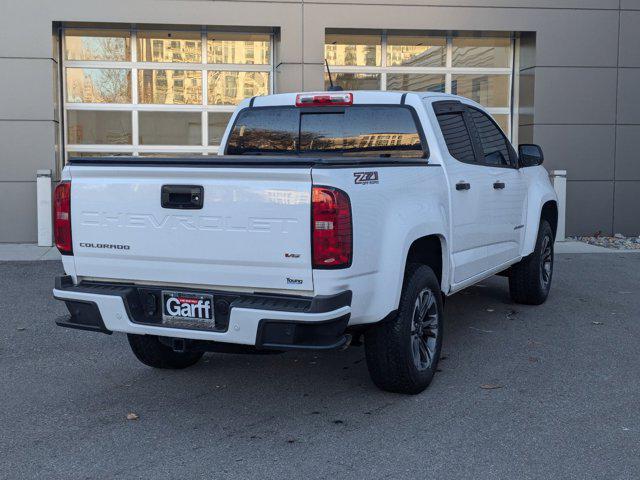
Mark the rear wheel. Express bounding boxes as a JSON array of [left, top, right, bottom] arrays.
[[364, 264, 444, 394], [509, 219, 554, 305], [127, 334, 204, 369]]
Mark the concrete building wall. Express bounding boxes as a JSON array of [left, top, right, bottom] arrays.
[[0, 0, 638, 242]]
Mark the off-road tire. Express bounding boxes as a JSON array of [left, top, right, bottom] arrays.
[[509, 219, 554, 305], [127, 334, 204, 369], [364, 264, 444, 394]]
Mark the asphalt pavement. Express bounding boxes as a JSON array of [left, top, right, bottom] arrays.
[[1, 254, 639, 479]]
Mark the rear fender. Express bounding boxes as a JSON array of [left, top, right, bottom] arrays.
[[398, 229, 450, 296]]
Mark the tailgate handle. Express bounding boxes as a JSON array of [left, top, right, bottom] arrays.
[[161, 185, 204, 210]]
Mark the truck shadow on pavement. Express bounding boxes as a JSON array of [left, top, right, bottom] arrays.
[[111, 275, 529, 403]]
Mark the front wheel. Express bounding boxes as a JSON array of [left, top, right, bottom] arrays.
[[364, 264, 444, 394], [509, 219, 554, 305]]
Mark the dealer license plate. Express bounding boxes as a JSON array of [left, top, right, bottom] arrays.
[[161, 291, 214, 327]]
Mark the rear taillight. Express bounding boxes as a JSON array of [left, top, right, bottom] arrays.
[[54, 181, 72, 255], [312, 186, 352, 268], [296, 93, 353, 107]]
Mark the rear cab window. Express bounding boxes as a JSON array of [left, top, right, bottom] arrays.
[[225, 105, 427, 159]]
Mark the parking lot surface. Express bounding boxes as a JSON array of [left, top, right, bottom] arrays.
[[1, 254, 639, 479]]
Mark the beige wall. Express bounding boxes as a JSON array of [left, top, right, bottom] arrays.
[[1, 0, 639, 241]]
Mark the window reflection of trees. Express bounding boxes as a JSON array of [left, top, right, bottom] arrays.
[[65, 33, 130, 61], [67, 68, 130, 103]]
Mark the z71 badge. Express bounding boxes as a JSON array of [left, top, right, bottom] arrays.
[[354, 171, 379, 185]]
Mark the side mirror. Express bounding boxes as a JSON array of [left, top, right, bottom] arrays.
[[518, 144, 544, 167]]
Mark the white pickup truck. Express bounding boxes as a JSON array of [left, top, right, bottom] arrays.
[[53, 91, 557, 394]]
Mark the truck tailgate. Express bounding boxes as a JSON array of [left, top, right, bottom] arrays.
[[69, 165, 313, 292]]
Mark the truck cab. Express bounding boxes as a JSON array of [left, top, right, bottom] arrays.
[[53, 91, 557, 394]]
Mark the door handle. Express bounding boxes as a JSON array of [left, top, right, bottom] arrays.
[[161, 185, 204, 209], [456, 181, 471, 191], [493, 182, 506, 190]]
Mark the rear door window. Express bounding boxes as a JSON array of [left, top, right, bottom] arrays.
[[435, 112, 476, 163], [226, 106, 426, 158]]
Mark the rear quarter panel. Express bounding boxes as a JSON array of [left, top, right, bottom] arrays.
[[311, 164, 450, 325]]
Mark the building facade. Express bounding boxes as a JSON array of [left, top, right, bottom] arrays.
[[1, 0, 639, 242]]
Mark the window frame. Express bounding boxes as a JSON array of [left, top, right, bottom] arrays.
[[224, 104, 430, 160], [61, 26, 274, 160]]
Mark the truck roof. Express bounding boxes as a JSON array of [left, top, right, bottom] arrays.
[[247, 91, 480, 109]]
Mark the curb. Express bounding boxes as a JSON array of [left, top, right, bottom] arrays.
[[0, 245, 61, 261]]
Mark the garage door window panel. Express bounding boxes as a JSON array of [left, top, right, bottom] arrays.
[[138, 70, 202, 105], [208, 112, 234, 146], [208, 71, 269, 105], [207, 33, 271, 65], [137, 30, 202, 63], [324, 73, 381, 91], [452, 37, 511, 68], [387, 35, 446, 67], [451, 74, 510, 108], [138, 111, 202, 146], [64, 29, 131, 61], [66, 68, 131, 103], [387, 74, 445, 93], [67, 110, 132, 145], [325, 34, 381, 67]]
